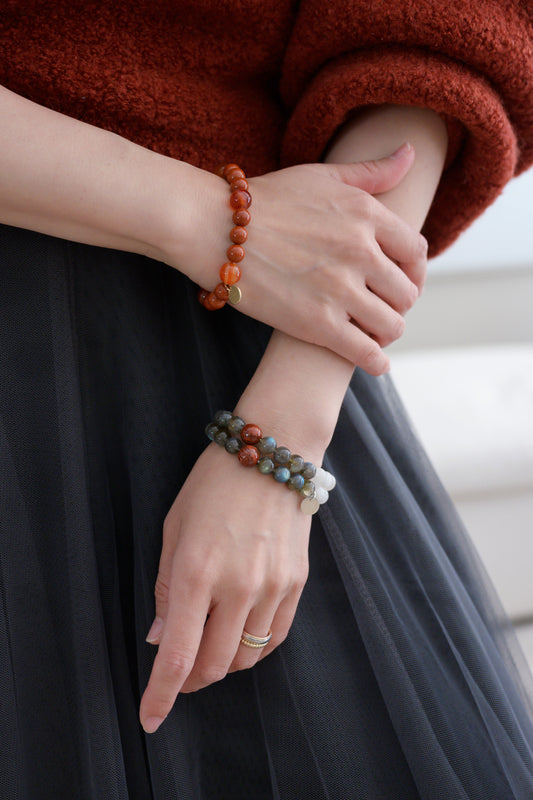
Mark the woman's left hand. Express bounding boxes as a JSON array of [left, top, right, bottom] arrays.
[[139, 440, 315, 734]]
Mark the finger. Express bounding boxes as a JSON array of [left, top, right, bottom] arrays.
[[332, 318, 390, 375], [363, 250, 419, 315], [347, 288, 406, 347], [139, 576, 211, 734], [327, 142, 415, 195], [374, 211, 428, 293], [228, 602, 277, 673], [257, 588, 303, 662], [179, 602, 249, 694]]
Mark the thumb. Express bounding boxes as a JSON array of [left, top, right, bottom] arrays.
[[329, 141, 415, 195]]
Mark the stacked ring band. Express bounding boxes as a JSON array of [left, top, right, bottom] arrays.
[[240, 629, 273, 649], [205, 410, 336, 515]]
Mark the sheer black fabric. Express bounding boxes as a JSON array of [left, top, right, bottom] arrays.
[[1, 224, 532, 799]]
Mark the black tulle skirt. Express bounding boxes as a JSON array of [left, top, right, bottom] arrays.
[[1, 223, 533, 799]]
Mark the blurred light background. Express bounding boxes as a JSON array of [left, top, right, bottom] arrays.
[[389, 167, 533, 675]]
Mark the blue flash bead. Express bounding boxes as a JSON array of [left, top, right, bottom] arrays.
[[214, 430, 229, 447], [258, 436, 277, 455], [257, 457, 275, 474], [273, 446, 291, 465], [205, 422, 220, 441], [289, 454, 304, 474], [227, 415, 245, 436], [301, 461, 317, 479], [225, 436, 241, 454], [287, 474, 305, 491], [214, 409, 233, 428], [273, 466, 291, 483]]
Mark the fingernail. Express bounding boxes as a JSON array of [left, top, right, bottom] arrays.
[[389, 142, 412, 159], [146, 616, 164, 644], [143, 716, 164, 734]]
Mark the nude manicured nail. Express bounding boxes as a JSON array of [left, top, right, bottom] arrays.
[[143, 716, 164, 734], [145, 616, 164, 644], [389, 142, 412, 159]]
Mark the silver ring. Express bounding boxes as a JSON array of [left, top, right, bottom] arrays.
[[240, 628, 273, 649]]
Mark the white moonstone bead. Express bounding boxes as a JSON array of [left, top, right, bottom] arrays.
[[300, 497, 320, 515], [315, 467, 336, 491], [315, 486, 329, 505]]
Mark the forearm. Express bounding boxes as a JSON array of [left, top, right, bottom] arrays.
[[236, 105, 448, 459]]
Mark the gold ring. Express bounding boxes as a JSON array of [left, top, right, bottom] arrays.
[[240, 628, 273, 649]]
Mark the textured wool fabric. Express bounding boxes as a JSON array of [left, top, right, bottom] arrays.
[[1, 0, 533, 253]]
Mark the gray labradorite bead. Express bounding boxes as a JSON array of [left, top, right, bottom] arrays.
[[273, 466, 291, 483], [214, 409, 233, 427], [257, 456, 275, 474], [273, 446, 291, 465], [225, 436, 241, 454], [301, 461, 317, 479], [227, 415, 245, 435], [214, 430, 229, 447], [289, 454, 304, 474], [258, 436, 277, 455], [205, 423, 220, 441], [300, 480, 316, 498], [287, 474, 305, 491]]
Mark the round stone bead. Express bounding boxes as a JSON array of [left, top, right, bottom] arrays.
[[230, 227, 248, 245], [214, 430, 229, 447], [300, 480, 316, 498], [205, 422, 220, 441], [198, 288, 210, 305], [227, 415, 245, 435], [273, 466, 291, 483], [205, 292, 225, 310], [219, 262, 241, 286], [258, 436, 277, 455], [238, 444, 259, 466], [273, 446, 291, 465], [229, 190, 252, 210], [225, 167, 246, 182], [315, 467, 336, 491], [289, 455, 305, 474], [287, 474, 305, 491], [232, 209, 251, 227], [222, 163, 240, 179], [241, 423, 262, 444], [227, 244, 245, 263], [214, 282, 230, 301], [301, 461, 317, 480], [257, 457, 275, 474], [214, 410, 233, 427], [230, 178, 248, 192], [225, 436, 241, 455], [300, 497, 320, 515], [315, 486, 329, 504]]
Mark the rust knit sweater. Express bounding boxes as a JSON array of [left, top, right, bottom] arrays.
[[1, 0, 532, 254]]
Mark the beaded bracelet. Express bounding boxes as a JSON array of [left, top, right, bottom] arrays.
[[205, 410, 336, 515], [197, 164, 251, 311]]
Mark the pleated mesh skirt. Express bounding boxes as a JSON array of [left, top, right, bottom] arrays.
[[1, 223, 533, 799]]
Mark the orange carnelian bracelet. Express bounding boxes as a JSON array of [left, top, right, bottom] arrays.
[[197, 163, 251, 311]]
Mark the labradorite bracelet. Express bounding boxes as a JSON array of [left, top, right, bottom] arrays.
[[205, 410, 336, 515]]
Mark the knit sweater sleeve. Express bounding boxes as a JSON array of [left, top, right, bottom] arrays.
[[279, 1, 533, 254]]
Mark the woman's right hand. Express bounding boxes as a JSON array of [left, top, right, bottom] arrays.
[[162, 144, 426, 373]]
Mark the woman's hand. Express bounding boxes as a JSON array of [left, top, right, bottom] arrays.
[[159, 145, 427, 374], [139, 441, 314, 734]]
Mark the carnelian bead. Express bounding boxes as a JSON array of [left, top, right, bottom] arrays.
[[214, 282, 230, 300], [219, 262, 241, 285], [232, 209, 251, 227], [222, 163, 240, 179], [238, 444, 259, 466], [197, 288, 210, 304], [215, 164, 227, 177], [230, 178, 248, 192], [229, 190, 252, 210], [225, 167, 246, 183], [230, 226, 248, 244], [205, 292, 226, 310], [227, 244, 245, 262], [241, 423, 262, 445]]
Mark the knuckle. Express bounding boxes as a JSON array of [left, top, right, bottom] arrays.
[[389, 313, 406, 342], [196, 664, 227, 686], [161, 650, 195, 680], [154, 574, 170, 605]]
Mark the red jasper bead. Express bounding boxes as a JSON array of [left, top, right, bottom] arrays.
[[232, 209, 251, 227], [230, 226, 248, 244], [222, 163, 240, 179], [238, 444, 259, 466], [205, 292, 226, 310], [214, 282, 230, 300], [227, 244, 245, 262], [229, 190, 252, 210], [225, 167, 246, 183], [230, 178, 248, 192], [219, 262, 241, 285], [241, 423, 262, 444], [197, 288, 210, 304]]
